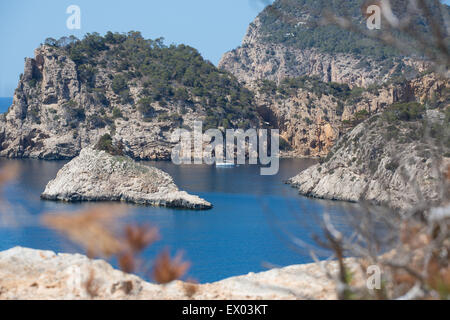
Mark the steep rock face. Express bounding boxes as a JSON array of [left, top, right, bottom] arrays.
[[0, 247, 361, 300], [0, 46, 172, 160], [256, 82, 341, 157], [1, 47, 82, 159], [288, 108, 450, 210], [218, 0, 445, 158], [257, 73, 448, 157], [0, 34, 259, 160], [219, 15, 427, 88], [41, 147, 212, 210]]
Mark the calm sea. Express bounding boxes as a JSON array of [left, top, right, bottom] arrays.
[[0, 97, 12, 113], [0, 158, 361, 283]]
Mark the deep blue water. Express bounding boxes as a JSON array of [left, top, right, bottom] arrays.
[[0, 97, 12, 113], [0, 158, 361, 283]]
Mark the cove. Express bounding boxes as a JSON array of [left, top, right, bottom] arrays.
[[0, 157, 361, 283]]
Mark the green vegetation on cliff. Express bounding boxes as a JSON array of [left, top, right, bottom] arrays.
[[256, 0, 449, 59], [44, 31, 259, 129], [258, 76, 368, 103]]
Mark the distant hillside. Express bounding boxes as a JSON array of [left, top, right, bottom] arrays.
[[217, 0, 449, 157], [0, 32, 260, 160], [219, 0, 447, 87], [256, 0, 448, 58]]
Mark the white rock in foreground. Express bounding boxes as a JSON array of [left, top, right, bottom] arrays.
[[41, 147, 211, 210], [0, 247, 359, 300]]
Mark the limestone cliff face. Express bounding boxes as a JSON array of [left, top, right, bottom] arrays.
[[1, 47, 81, 159], [288, 108, 450, 210], [219, 16, 427, 88], [257, 73, 448, 157], [0, 38, 259, 161], [256, 84, 341, 157], [218, 0, 440, 158], [41, 147, 212, 210], [0, 46, 170, 160]]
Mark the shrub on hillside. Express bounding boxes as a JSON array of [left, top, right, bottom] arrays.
[[94, 134, 124, 156]]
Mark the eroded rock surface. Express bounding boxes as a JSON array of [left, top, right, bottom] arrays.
[[0, 38, 259, 161], [219, 15, 427, 88], [289, 109, 450, 210], [0, 247, 360, 300], [41, 147, 211, 210]]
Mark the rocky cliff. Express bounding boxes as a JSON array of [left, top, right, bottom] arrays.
[[219, 0, 448, 157], [0, 32, 259, 160], [1, 2, 447, 161], [41, 147, 212, 210], [219, 0, 436, 88], [220, 19, 427, 88], [258, 73, 448, 157], [288, 103, 450, 210]]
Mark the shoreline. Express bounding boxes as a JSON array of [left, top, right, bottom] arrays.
[[0, 152, 322, 162]]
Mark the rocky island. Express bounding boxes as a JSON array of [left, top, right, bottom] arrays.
[[0, 32, 259, 161], [41, 147, 212, 210]]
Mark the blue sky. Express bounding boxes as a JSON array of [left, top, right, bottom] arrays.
[[0, 0, 273, 97], [0, 0, 448, 97]]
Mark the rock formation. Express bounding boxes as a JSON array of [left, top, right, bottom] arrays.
[[288, 106, 450, 210], [219, 10, 428, 88], [218, 0, 446, 157], [0, 247, 360, 300], [41, 147, 212, 210], [0, 33, 259, 161], [257, 73, 448, 157], [0, 2, 447, 162]]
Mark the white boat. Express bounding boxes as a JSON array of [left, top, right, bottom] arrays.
[[215, 160, 236, 167]]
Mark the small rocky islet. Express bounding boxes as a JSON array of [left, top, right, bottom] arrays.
[[41, 147, 212, 210]]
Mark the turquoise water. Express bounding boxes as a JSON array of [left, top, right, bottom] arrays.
[[0, 97, 12, 113], [0, 158, 360, 283]]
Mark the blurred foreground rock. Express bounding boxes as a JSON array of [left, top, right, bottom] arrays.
[[0, 247, 359, 300]]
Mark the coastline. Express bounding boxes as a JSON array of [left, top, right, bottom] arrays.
[[0, 151, 322, 162]]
